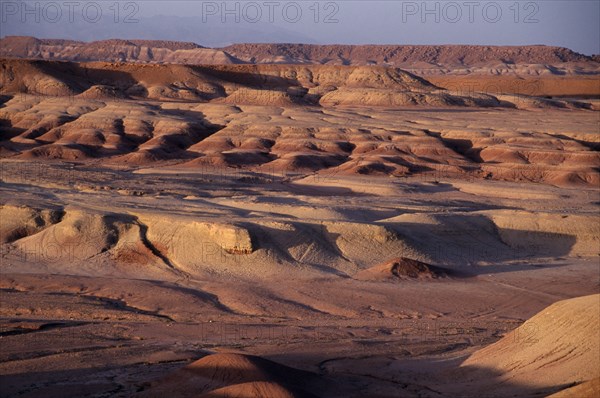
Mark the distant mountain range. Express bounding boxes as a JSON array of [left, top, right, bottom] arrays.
[[1, 36, 598, 73], [222, 42, 596, 66]]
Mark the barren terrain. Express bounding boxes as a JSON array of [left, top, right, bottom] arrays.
[[3, 36, 599, 99], [0, 55, 599, 397]]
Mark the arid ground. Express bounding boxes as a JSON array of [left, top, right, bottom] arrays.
[[0, 41, 599, 397]]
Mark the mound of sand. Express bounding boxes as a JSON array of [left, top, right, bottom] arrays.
[[355, 257, 449, 281], [461, 294, 600, 396], [140, 353, 322, 397], [201, 381, 299, 398]]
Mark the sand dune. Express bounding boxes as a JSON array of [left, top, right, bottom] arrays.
[[140, 353, 323, 397]]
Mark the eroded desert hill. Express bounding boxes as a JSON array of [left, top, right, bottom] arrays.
[[2, 58, 594, 108], [3, 57, 549, 109], [4, 36, 600, 96], [1, 58, 598, 187], [220, 43, 600, 97], [3, 36, 599, 98]]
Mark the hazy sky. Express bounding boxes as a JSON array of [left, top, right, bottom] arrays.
[[1, 1, 599, 54]]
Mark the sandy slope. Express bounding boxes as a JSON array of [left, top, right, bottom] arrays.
[[451, 295, 600, 397], [548, 378, 600, 398]]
